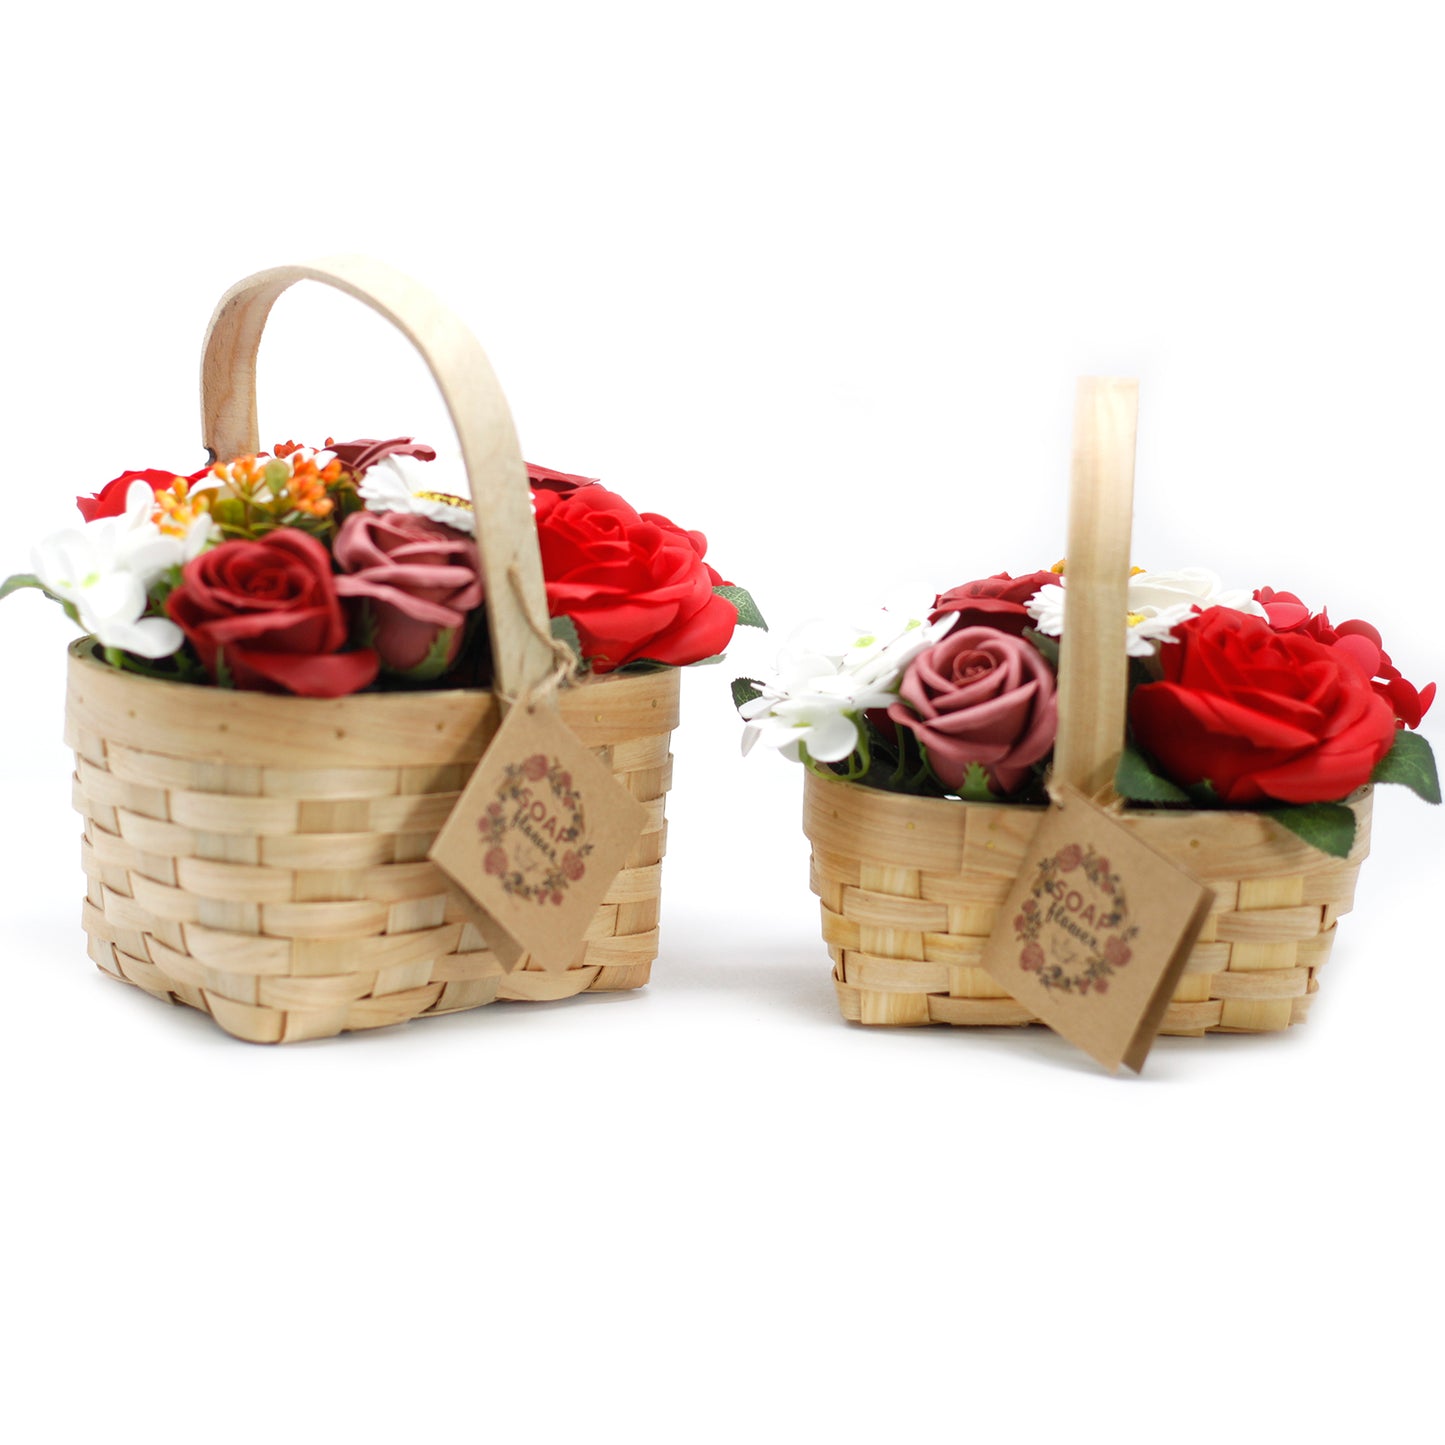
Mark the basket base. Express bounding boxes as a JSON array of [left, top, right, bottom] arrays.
[[832, 966, 1318, 1036]]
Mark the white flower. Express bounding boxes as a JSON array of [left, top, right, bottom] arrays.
[[740, 611, 956, 763], [358, 453, 475, 533], [31, 481, 186, 658], [1026, 567, 1267, 657]]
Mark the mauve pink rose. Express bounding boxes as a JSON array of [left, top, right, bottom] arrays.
[[333, 511, 482, 674], [888, 627, 1058, 796]]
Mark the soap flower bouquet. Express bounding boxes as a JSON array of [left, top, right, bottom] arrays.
[[736, 565, 1437, 856], [5, 438, 764, 694]]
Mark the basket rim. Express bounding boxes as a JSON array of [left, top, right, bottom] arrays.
[[66, 636, 682, 765], [67, 634, 678, 711], [801, 763, 1372, 824]]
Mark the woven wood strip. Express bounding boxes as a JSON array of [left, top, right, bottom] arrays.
[[69, 644, 680, 1043], [805, 770, 1372, 1036]]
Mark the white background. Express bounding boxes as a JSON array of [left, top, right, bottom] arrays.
[[2, 4, 1441, 1442]]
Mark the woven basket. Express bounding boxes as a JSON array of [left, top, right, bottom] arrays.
[[802, 379, 1373, 1036], [67, 257, 680, 1043]]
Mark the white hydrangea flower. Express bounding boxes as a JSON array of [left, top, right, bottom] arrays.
[[1026, 567, 1266, 657], [740, 611, 956, 763], [358, 453, 475, 533], [31, 481, 186, 658]]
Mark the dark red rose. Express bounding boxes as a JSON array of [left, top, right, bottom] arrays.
[[1255, 590, 1435, 729], [1056, 844, 1083, 872], [888, 626, 1058, 795], [166, 530, 379, 697], [527, 462, 599, 493], [523, 754, 549, 782], [323, 436, 437, 473], [1130, 607, 1397, 805], [1020, 943, 1044, 972], [333, 511, 482, 674], [77, 465, 211, 522], [484, 847, 508, 876], [532, 484, 737, 672], [930, 571, 1060, 635], [1093, 979, 1109, 995], [562, 852, 586, 881]]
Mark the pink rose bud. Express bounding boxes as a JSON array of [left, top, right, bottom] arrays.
[[333, 511, 482, 675], [888, 626, 1058, 796]]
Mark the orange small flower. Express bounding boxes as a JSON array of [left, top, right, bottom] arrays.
[[152, 477, 211, 539]]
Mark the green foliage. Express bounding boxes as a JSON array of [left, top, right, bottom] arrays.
[[1115, 743, 1193, 803], [1371, 729, 1441, 804], [957, 760, 995, 802], [1, 573, 81, 626], [1264, 803, 1358, 859], [714, 585, 767, 630], [549, 614, 584, 668], [1022, 628, 1059, 668]]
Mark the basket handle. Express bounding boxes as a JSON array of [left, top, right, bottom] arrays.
[[1050, 377, 1139, 802], [199, 255, 557, 703]]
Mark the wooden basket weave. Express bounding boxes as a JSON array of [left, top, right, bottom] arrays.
[[67, 257, 680, 1043], [803, 379, 1372, 1036]]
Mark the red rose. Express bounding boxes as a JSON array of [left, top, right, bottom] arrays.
[[562, 851, 586, 881], [1020, 943, 1044, 972], [888, 626, 1058, 795], [1103, 937, 1132, 968], [1056, 844, 1083, 872], [532, 485, 737, 672], [1255, 589, 1435, 729], [930, 571, 1060, 635], [333, 511, 482, 674], [1130, 607, 1397, 805], [523, 754, 549, 782], [166, 531, 379, 697], [77, 465, 211, 522], [484, 847, 508, 876]]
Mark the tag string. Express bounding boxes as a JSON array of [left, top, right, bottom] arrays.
[[499, 562, 581, 712]]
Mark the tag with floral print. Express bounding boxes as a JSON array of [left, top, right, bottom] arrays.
[[430, 702, 647, 972], [980, 787, 1215, 1072]]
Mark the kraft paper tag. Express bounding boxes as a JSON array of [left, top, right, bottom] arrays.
[[979, 786, 1215, 1073], [429, 701, 647, 973]]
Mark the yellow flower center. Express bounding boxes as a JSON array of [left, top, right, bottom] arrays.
[[415, 490, 472, 509]]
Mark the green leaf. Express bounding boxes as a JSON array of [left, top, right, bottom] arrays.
[[732, 677, 764, 711], [1371, 729, 1441, 804], [389, 628, 458, 683], [957, 760, 995, 802], [1022, 628, 1059, 669], [714, 585, 767, 630], [263, 458, 290, 496], [1, 572, 82, 626], [1115, 743, 1192, 804], [215, 647, 234, 689], [1265, 803, 1357, 859], [549, 614, 584, 666], [1, 572, 43, 603]]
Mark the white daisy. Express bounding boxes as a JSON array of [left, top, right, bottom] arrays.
[[31, 480, 186, 658], [740, 611, 956, 763], [358, 453, 475, 534], [1026, 566, 1268, 657]]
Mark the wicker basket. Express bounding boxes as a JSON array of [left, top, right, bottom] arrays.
[[67, 257, 680, 1043], [803, 379, 1373, 1036]]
